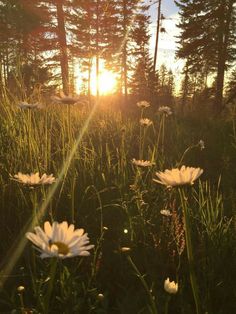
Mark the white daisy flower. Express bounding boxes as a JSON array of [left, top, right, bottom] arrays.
[[12, 172, 56, 186], [51, 92, 79, 105], [164, 278, 178, 294], [153, 166, 203, 188], [131, 158, 155, 167], [120, 247, 131, 252], [26, 221, 94, 259], [140, 118, 152, 127], [137, 100, 150, 108], [18, 102, 42, 110], [158, 106, 172, 116], [160, 209, 172, 217]]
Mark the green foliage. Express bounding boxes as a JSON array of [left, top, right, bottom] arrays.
[[0, 92, 235, 313]]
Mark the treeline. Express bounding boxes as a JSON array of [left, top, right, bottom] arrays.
[[0, 0, 235, 111], [175, 0, 236, 112], [0, 0, 173, 104]]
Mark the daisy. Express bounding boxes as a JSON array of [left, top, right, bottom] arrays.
[[137, 100, 150, 108], [158, 106, 172, 116], [164, 278, 178, 294], [51, 92, 79, 105], [131, 158, 155, 167], [18, 102, 42, 110], [26, 221, 94, 259], [160, 209, 172, 217], [12, 172, 56, 186], [153, 166, 203, 188], [140, 118, 152, 127]]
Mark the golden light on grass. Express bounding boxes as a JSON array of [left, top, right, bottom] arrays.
[[0, 102, 98, 289]]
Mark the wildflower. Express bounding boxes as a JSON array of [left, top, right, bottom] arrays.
[[198, 140, 205, 150], [12, 172, 56, 186], [160, 209, 172, 217], [131, 158, 155, 167], [51, 92, 79, 105], [172, 210, 185, 256], [158, 106, 172, 116], [97, 293, 104, 300], [129, 184, 137, 191], [153, 166, 203, 188], [137, 100, 150, 108], [120, 247, 131, 252], [18, 102, 42, 110], [140, 118, 152, 127], [26, 221, 94, 259], [17, 286, 25, 293], [164, 278, 178, 294]]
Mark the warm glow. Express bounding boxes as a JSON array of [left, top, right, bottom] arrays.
[[76, 60, 118, 95], [93, 70, 117, 95]]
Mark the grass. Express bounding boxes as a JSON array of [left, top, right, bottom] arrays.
[[0, 92, 235, 313]]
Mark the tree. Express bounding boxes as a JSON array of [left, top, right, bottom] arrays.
[[158, 64, 175, 105], [130, 5, 153, 100], [175, 0, 236, 112], [70, 0, 120, 97], [153, 0, 162, 72], [0, 0, 54, 96], [226, 68, 236, 105], [55, 0, 69, 95]]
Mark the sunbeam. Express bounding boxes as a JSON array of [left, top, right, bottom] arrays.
[[0, 101, 98, 289]]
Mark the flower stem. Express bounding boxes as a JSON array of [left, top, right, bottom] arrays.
[[18, 292, 25, 314], [44, 258, 57, 314], [179, 188, 201, 314], [161, 114, 165, 154], [164, 295, 171, 314], [156, 114, 164, 153], [127, 256, 158, 314], [31, 189, 39, 225]]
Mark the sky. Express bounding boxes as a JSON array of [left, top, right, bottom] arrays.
[[76, 1, 183, 95], [147, 0, 184, 76]]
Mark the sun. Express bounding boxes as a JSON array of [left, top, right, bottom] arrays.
[[91, 70, 117, 95], [75, 61, 117, 95]]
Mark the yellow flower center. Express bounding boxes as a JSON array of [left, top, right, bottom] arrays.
[[50, 241, 69, 255]]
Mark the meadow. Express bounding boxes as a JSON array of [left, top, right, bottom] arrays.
[[0, 94, 235, 314]]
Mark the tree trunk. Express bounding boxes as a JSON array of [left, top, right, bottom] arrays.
[[56, 0, 69, 95], [123, 42, 128, 102], [88, 59, 91, 104], [95, 0, 100, 99], [215, 0, 234, 113], [122, 0, 128, 103], [153, 0, 162, 72], [181, 62, 189, 113]]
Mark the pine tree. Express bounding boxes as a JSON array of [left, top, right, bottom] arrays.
[[0, 0, 53, 96], [226, 68, 236, 104], [70, 0, 120, 97], [158, 64, 175, 105], [175, 0, 236, 112]]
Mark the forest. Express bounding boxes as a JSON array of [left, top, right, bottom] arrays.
[[0, 0, 236, 313]]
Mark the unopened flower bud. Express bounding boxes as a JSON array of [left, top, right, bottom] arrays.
[[17, 286, 25, 293]]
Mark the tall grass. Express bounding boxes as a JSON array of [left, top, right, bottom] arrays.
[[0, 89, 235, 313]]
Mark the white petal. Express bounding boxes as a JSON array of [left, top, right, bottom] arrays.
[[44, 221, 52, 238], [34, 227, 49, 244], [79, 251, 90, 256], [26, 232, 43, 247], [51, 222, 59, 241]]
